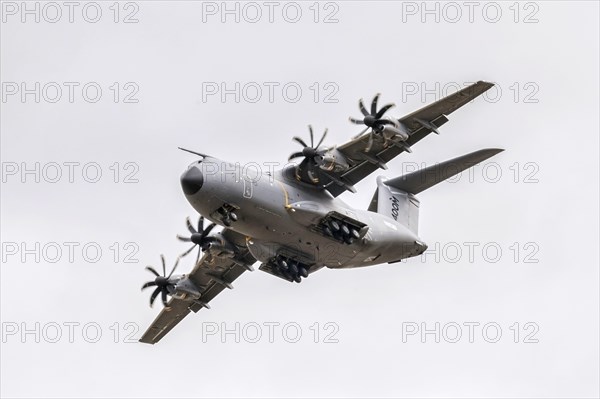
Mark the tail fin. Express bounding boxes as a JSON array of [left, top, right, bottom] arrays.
[[368, 148, 504, 234]]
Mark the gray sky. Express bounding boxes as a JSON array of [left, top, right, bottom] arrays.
[[1, 1, 599, 398]]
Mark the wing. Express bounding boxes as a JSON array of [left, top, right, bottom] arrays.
[[139, 229, 255, 345], [322, 81, 494, 197]]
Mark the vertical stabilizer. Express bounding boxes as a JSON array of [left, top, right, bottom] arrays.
[[374, 176, 420, 235]]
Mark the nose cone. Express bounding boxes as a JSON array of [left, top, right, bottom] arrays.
[[180, 166, 203, 195]]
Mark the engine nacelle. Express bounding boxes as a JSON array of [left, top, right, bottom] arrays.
[[204, 233, 237, 258], [172, 275, 202, 299], [381, 125, 409, 141], [317, 149, 350, 172]]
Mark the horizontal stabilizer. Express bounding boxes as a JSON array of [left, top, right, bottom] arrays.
[[384, 148, 504, 194]]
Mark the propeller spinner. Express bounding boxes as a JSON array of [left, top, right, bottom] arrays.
[[141, 255, 181, 307], [350, 94, 398, 152], [288, 125, 329, 183], [178, 216, 220, 264]]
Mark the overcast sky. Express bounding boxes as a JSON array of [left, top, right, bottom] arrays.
[[1, 1, 599, 398]]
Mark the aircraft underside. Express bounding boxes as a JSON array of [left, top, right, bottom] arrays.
[[183, 164, 426, 282], [139, 81, 503, 344]]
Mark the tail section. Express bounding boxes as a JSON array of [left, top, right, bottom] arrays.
[[369, 148, 504, 234], [371, 177, 421, 234]]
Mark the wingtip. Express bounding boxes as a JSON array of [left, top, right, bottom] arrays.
[[477, 80, 495, 88], [476, 148, 505, 157]]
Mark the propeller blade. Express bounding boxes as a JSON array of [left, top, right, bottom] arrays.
[[141, 281, 157, 290], [359, 99, 369, 116], [167, 257, 180, 278], [371, 93, 380, 115], [288, 151, 305, 161], [353, 126, 370, 139], [196, 245, 202, 265], [308, 125, 314, 147], [145, 266, 160, 277], [177, 235, 192, 242], [186, 217, 197, 234], [197, 216, 204, 233], [160, 254, 166, 276], [181, 244, 196, 257], [349, 117, 364, 125], [316, 128, 328, 148], [293, 136, 308, 148], [150, 286, 161, 307], [375, 103, 395, 119], [161, 289, 168, 307], [200, 223, 217, 239], [365, 134, 374, 153]]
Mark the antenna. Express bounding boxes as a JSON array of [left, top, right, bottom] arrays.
[[178, 147, 208, 158]]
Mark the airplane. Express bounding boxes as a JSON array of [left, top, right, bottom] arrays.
[[139, 80, 503, 344]]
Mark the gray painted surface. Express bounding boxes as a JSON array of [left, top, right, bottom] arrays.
[[2, 2, 598, 397]]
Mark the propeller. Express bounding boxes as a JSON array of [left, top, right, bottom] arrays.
[[350, 94, 396, 152], [141, 255, 180, 307], [177, 216, 219, 264], [288, 125, 328, 182]]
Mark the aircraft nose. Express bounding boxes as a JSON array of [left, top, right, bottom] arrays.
[[180, 166, 203, 195]]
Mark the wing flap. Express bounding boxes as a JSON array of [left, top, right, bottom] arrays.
[[139, 297, 192, 344]]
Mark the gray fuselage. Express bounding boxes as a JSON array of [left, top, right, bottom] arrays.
[[180, 156, 426, 270]]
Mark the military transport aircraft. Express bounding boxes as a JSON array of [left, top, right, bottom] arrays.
[[139, 80, 503, 344]]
